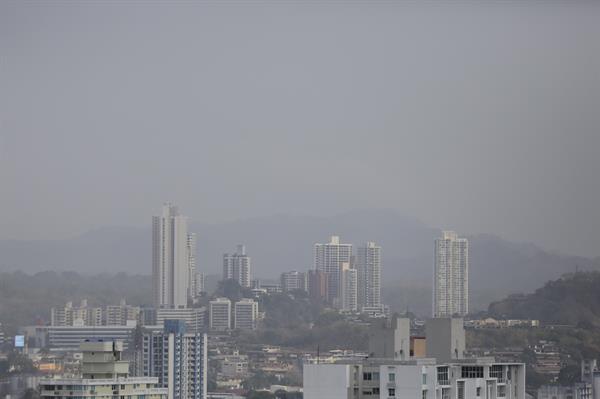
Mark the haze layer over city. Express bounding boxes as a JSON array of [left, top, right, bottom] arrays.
[[1, 2, 600, 399]]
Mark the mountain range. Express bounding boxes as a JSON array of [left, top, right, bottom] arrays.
[[1, 209, 597, 315]]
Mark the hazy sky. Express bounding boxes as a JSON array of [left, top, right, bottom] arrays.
[[1, 1, 599, 257]]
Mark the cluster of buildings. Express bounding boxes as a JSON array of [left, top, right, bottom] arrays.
[[304, 317, 527, 399], [17, 205, 597, 399], [209, 298, 258, 331], [311, 236, 382, 313], [50, 299, 141, 327], [536, 359, 600, 399]]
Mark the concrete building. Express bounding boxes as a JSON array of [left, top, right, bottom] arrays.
[[537, 383, 592, 399], [209, 298, 232, 331], [434, 231, 469, 317], [187, 233, 197, 301], [425, 318, 465, 363], [47, 325, 137, 350], [361, 304, 390, 319], [156, 307, 206, 334], [153, 203, 195, 309], [218, 352, 249, 379], [356, 242, 381, 310], [340, 263, 358, 312], [314, 235, 352, 305], [39, 340, 167, 399], [139, 320, 208, 399], [280, 271, 308, 292], [51, 300, 103, 327], [308, 269, 328, 303], [410, 336, 427, 358], [304, 358, 526, 399], [222, 245, 251, 288], [196, 272, 205, 296], [234, 299, 258, 330], [105, 299, 141, 326], [368, 316, 411, 360]]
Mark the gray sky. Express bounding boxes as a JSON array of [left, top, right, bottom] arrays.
[[1, 1, 599, 257]]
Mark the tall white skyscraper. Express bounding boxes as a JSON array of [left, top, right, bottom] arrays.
[[222, 245, 251, 287], [356, 242, 381, 310], [152, 203, 193, 309], [433, 231, 469, 317], [314, 236, 352, 305]]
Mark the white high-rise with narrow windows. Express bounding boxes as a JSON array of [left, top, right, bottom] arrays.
[[314, 236, 352, 306], [340, 263, 358, 312], [357, 242, 381, 310], [152, 203, 194, 309], [187, 233, 197, 300], [222, 245, 251, 288], [433, 231, 469, 317]]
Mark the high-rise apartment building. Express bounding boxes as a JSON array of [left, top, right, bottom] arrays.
[[340, 263, 358, 312], [234, 299, 258, 330], [314, 236, 352, 305], [357, 242, 381, 310], [433, 231, 469, 317], [153, 203, 195, 309], [307, 269, 328, 302], [139, 320, 208, 399], [195, 272, 205, 296], [209, 298, 232, 331], [222, 245, 251, 287], [280, 271, 308, 292], [187, 233, 197, 301]]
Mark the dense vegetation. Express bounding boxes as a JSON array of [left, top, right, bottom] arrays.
[[236, 292, 369, 351], [488, 272, 600, 327], [0, 271, 152, 334], [472, 272, 600, 388]]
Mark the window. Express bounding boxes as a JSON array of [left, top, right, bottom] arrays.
[[422, 390, 427, 399], [490, 365, 503, 380], [441, 388, 450, 399], [388, 388, 395, 397], [461, 366, 484, 379], [457, 381, 465, 399], [373, 388, 380, 394], [363, 372, 372, 381], [497, 385, 506, 397], [476, 387, 482, 397], [388, 373, 395, 382], [422, 374, 427, 385], [437, 367, 449, 385]]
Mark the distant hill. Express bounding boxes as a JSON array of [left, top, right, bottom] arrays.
[[488, 271, 600, 327], [0, 209, 598, 315]]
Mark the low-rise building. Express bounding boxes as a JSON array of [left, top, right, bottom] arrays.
[[280, 271, 308, 292], [303, 358, 526, 399], [156, 306, 206, 333], [210, 298, 232, 331], [234, 299, 258, 330], [537, 383, 592, 399], [39, 340, 167, 399]]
